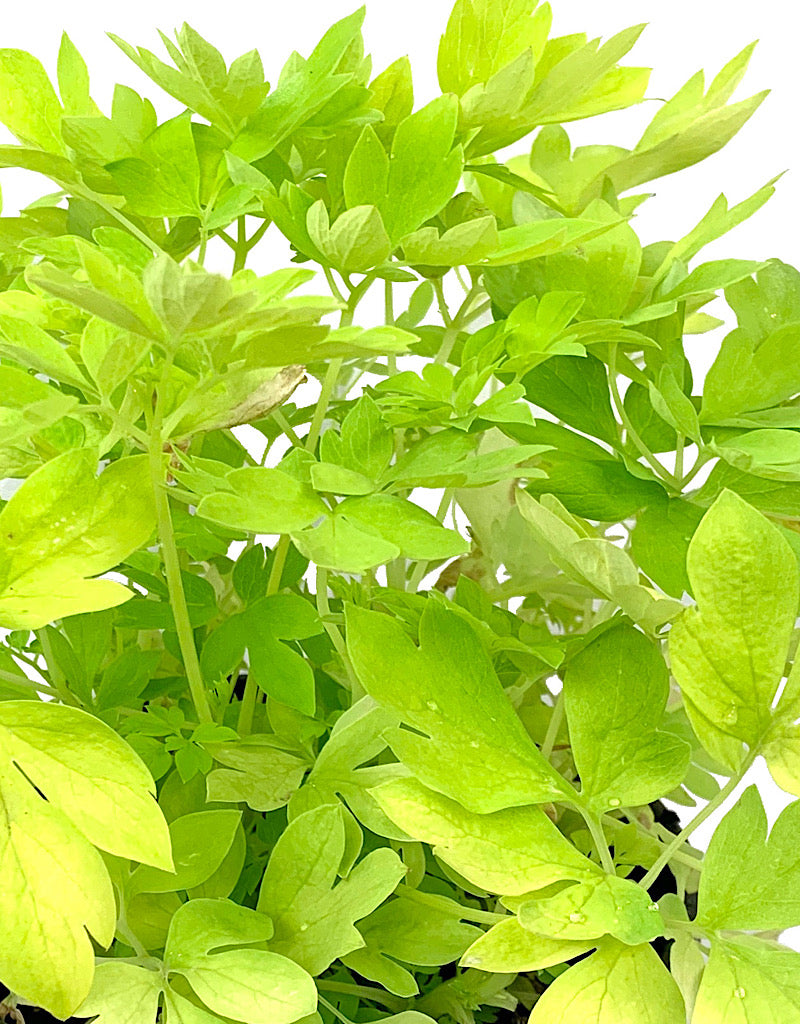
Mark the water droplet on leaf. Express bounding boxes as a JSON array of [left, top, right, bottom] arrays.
[[608, 798, 622, 808], [648, 902, 659, 912], [569, 912, 585, 924], [299, 923, 309, 932], [734, 987, 746, 999], [426, 700, 439, 712], [469, 740, 480, 749], [724, 704, 738, 724]]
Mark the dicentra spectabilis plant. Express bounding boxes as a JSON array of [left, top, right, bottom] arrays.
[[0, 1, 797, 1021]]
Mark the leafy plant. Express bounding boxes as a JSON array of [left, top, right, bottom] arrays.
[[0, 2, 797, 1022]]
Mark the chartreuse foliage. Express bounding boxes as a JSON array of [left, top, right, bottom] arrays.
[[0, 1, 798, 1022]]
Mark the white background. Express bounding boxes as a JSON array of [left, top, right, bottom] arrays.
[[2, 0, 799, 938]]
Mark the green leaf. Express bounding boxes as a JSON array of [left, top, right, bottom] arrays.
[[528, 939, 686, 1023], [697, 786, 800, 931], [630, 499, 703, 597], [0, 49, 65, 152], [380, 95, 464, 244], [335, 494, 469, 560], [565, 624, 690, 813], [518, 875, 664, 945], [342, 892, 482, 996], [0, 450, 157, 630], [165, 899, 317, 1024], [230, 10, 367, 163], [206, 737, 309, 812], [306, 202, 392, 273], [661, 258, 764, 303], [200, 594, 322, 715], [0, 313, 86, 387], [712, 428, 800, 482], [516, 492, 684, 633], [483, 216, 626, 267], [693, 935, 800, 1024], [648, 366, 701, 443], [402, 216, 500, 267], [293, 513, 399, 574], [372, 777, 599, 896], [108, 113, 202, 218], [291, 696, 406, 840], [0, 700, 171, 1017], [668, 490, 798, 767], [27, 243, 164, 342], [129, 810, 241, 895], [460, 918, 594, 973], [76, 962, 162, 1024], [702, 323, 800, 424], [437, 0, 547, 96], [0, 367, 77, 448], [334, 394, 394, 481], [520, 353, 617, 445], [346, 601, 572, 811], [196, 467, 326, 535], [544, 199, 641, 318], [57, 33, 97, 117], [343, 124, 389, 209], [256, 803, 405, 975]]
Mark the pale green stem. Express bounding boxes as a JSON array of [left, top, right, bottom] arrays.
[[0, 668, 59, 698], [316, 566, 363, 699], [231, 215, 248, 274], [148, 360, 214, 725], [305, 358, 343, 455], [273, 409, 303, 448], [583, 811, 617, 875], [318, 995, 356, 1024], [541, 689, 565, 760], [674, 433, 685, 481], [316, 982, 405, 1014], [639, 748, 757, 890], [607, 344, 680, 490], [74, 185, 165, 256], [323, 266, 348, 306], [679, 449, 713, 488], [396, 884, 506, 925]]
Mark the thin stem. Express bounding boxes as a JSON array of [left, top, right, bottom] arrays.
[[267, 535, 292, 594], [316, 566, 363, 698], [396, 884, 506, 925], [639, 749, 757, 889], [306, 359, 343, 455], [607, 345, 680, 489], [246, 219, 270, 252], [318, 995, 355, 1024], [583, 811, 617, 874], [0, 668, 59, 698], [674, 433, 685, 482], [679, 449, 713, 488], [273, 409, 304, 448], [541, 689, 565, 760], [75, 186, 165, 256], [232, 215, 248, 274], [148, 361, 213, 725], [316, 982, 405, 1014], [323, 266, 348, 307], [433, 284, 489, 365]]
